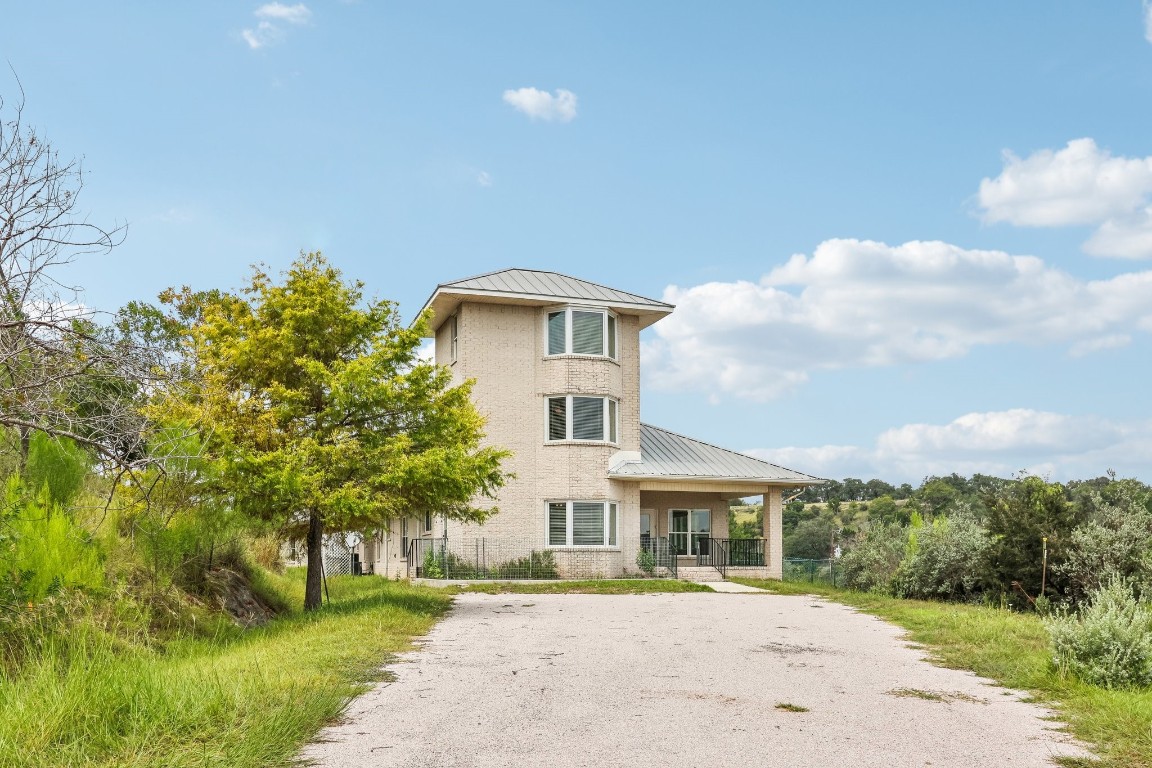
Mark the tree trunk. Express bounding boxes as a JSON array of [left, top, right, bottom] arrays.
[[304, 511, 324, 611]]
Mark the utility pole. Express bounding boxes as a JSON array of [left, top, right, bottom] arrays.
[[1040, 536, 1048, 598]]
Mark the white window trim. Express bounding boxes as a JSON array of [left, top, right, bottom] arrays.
[[544, 394, 620, 444], [544, 305, 618, 360], [545, 500, 619, 548]]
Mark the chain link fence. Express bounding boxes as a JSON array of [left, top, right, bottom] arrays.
[[782, 557, 843, 586]]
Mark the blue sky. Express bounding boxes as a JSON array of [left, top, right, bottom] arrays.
[[3, 3, 1152, 484]]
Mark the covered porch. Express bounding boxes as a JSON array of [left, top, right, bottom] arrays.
[[613, 423, 825, 580]]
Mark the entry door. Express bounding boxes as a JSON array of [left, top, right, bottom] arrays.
[[640, 511, 653, 546], [669, 509, 711, 555]]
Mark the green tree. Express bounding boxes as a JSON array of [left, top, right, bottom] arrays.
[[166, 253, 510, 610], [784, 516, 837, 559], [986, 476, 1080, 604]]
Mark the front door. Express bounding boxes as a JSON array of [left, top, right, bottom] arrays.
[[669, 509, 711, 556]]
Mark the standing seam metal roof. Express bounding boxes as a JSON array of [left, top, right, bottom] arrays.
[[610, 424, 824, 484], [439, 268, 673, 309]]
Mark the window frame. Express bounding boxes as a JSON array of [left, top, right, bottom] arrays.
[[544, 306, 618, 360], [546, 500, 619, 548], [545, 394, 620, 444]]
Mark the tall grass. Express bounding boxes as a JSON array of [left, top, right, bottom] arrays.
[[0, 573, 451, 768], [735, 578, 1152, 768]]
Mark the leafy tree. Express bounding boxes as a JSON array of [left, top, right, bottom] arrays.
[[165, 253, 510, 610], [867, 494, 907, 526], [1059, 482, 1152, 603], [782, 500, 810, 534], [784, 516, 837, 559], [985, 476, 1081, 604], [915, 479, 959, 517]]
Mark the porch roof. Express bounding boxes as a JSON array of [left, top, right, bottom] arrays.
[[609, 424, 824, 486]]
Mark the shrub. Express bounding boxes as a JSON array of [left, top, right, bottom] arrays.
[[636, 549, 656, 575], [895, 512, 991, 600], [840, 523, 906, 594], [1045, 577, 1152, 689], [493, 550, 558, 579]]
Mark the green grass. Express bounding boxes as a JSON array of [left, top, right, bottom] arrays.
[[0, 574, 452, 768], [774, 702, 809, 712], [734, 578, 1152, 768], [453, 579, 714, 594]]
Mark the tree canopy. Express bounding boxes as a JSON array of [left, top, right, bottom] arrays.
[[164, 253, 510, 608]]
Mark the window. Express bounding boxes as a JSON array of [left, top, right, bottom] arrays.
[[547, 501, 618, 547], [546, 395, 618, 442], [449, 314, 458, 362], [401, 519, 409, 557], [546, 307, 617, 358], [424, 510, 433, 533]]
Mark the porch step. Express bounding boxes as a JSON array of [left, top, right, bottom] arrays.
[[676, 566, 725, 583]]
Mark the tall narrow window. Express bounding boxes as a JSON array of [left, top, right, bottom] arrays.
[[547, 311, 566, 355], [607, 315, 617, 358], [449, 314, 458, 362], [608, 399, 618, 443], [548, 503, 568, 546], [548, 397, 567, 441]]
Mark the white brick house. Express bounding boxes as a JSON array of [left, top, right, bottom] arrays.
[[359, 269, 822, 580]]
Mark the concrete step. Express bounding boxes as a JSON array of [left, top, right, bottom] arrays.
[[676, 566, 725, 582]]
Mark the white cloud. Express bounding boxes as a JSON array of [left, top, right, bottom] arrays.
[[643, 238, 1152, 401], [977, 138, 1152, 258], [242, 3, 311, 49], [1145, 1, 1152, 44], [477, 171, 492, 187], [748, 409, 1152, 484], [256, 2, 312, 24], [502, 87, 578, 122]]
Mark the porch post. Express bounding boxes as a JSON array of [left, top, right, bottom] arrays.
[[763, 487, 783, 580]]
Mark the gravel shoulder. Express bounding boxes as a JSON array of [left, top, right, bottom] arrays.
[[300, 592, 1091, 768]]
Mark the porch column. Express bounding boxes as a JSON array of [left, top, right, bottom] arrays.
[[763, 487, 783, 580]]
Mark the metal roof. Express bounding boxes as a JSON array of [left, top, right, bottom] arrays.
[[610, 424, 825, 485], [417, 268, 674, 334]]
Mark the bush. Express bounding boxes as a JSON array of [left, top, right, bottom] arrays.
[[840, 523, 905, 594], [636, 549, 656, 575], [895, 512, 991, 600], [1045, 578, 1152, 689], [492, 550, 558, 580]]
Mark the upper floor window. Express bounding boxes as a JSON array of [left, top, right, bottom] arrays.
[[547, 395, 618, 443], [547, 307, 617, 359], [449, 314, 459, 362]]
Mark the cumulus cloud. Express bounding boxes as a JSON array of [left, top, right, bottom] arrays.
[[242, 3, 312, 49], [747, 409, 1152, 484], [643, 238, 1152, 401], [977, 138, 1152, 258], [502, 87, 578, 122]]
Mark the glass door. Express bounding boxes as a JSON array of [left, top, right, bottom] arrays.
[[690, 510, 711, 557], [669, 510, 688, 555]]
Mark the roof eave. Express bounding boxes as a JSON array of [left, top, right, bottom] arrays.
[[608, 472, 825, 485], [416, 285, 675, 336]]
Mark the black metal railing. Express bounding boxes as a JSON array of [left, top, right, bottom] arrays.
[[697, 538, 766, 577]]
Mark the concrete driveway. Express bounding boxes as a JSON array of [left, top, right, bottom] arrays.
[[301, 592, 1090, 768]]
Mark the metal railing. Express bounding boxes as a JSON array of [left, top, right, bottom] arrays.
[[696, 538, 766, 577]]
